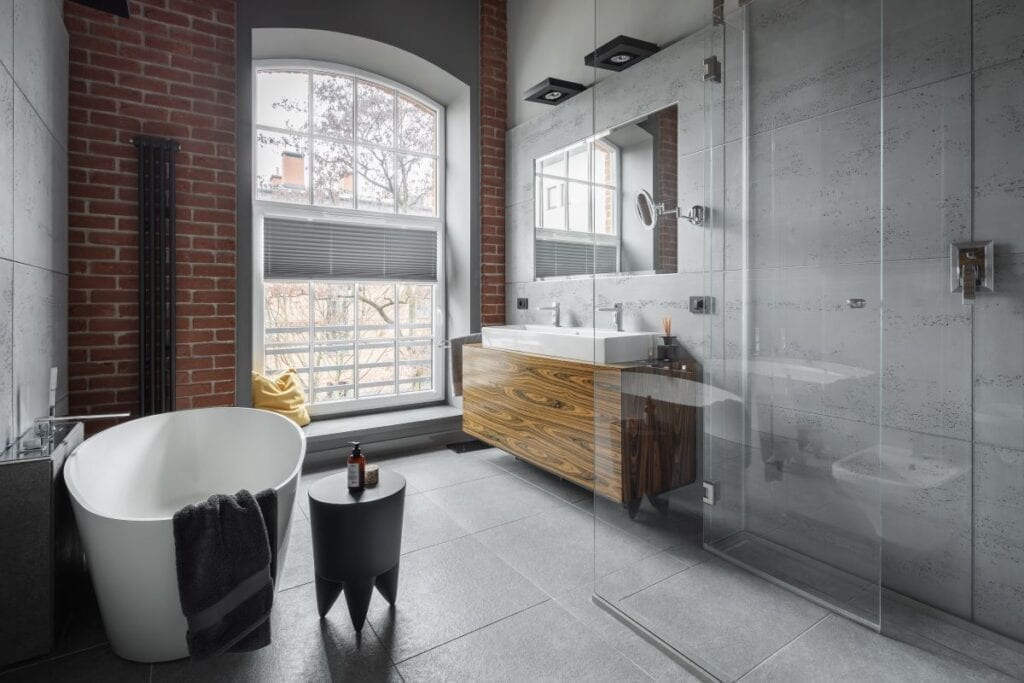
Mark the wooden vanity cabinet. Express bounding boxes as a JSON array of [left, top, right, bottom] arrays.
[[462, 344, 698, 503]]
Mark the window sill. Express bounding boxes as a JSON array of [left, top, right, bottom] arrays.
[[302, 404, 463, 457]]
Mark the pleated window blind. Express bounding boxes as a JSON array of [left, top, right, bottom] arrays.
[[535, 239, 618, 278], [263, 217, 438, 283]]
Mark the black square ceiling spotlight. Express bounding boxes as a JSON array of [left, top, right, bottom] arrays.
[[585, 35, 659, 71], [68, 0, 131, 17], [523, 78, 586, 105]]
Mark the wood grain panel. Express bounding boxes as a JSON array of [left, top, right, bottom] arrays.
[[463, 345, 599, 490]]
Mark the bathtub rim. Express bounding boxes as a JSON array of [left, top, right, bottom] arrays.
[[65, 406, 306, 524]]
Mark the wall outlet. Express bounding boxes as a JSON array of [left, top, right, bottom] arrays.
[[516, 297, 529, 310], [689, 296, 715, 314]]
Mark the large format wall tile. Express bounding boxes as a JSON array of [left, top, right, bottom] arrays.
[[882, 258, 973, 439], [12, 264, 67, 435], [0, 259, 12, 447], [504, 199, 532, 284], [12, 89, 66, 274], [974, 253, 1024, 450], [883, 74, 972, 260], [0, 0, 11, 72], [974, 0, 1024, 71], [0, 66, 11, 261], [974, 442, 1024, 642], [975, 57, 1024, 255], [748, 0, 881, 133], [882, 0, 971, 95], [11, 0, 67, 147]]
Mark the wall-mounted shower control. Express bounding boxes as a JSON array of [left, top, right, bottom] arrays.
[[951, 241, 994, 304], [702, 481, 718, 505], [703, 56, 721, 83]]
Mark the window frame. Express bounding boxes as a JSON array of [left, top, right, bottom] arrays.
[[252, 59, 446, 417]]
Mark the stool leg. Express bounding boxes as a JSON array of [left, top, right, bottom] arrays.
[[375, 562, 400, 605], [343, 578, 375, 631], [315, 576, 344, 618]]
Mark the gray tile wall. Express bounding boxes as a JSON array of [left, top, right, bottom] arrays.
[[0, 0, 69, 447], [505, 0, 1024, 643]]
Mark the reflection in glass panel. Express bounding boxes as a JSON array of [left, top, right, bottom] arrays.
[[357, 342, 396, 396], [312, 140, 354, 208], [593, 186, 616, 236], [357, 147, 396, 212], [263, 280, 310, 390], [398, 285, 433, 338], [397, 154, 436, 216], [567, 181, 590, 231], [540, 152, 566, 176], [313, 282, 354, 341], [593, 140, 616, 185], [399, 342, 432, 394], [567, 143, 589, 181], [357, 284, 396, 340], [312, 345, 354, 402], [539, 176, 566, 230], [357, 80, 395, 146], [398, 95, 436, 153], [312, 73, 353, 139], [256, 70, 308, 131], [256, 129, 309, 203]]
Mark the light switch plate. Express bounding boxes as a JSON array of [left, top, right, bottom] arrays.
[[516, 298, 529, 310]]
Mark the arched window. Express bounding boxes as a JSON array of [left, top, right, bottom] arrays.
[[253, 63, 445, 414]]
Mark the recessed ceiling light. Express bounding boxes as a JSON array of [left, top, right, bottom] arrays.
[[585, 35, 659, 72], [524, 78, 586, 105]]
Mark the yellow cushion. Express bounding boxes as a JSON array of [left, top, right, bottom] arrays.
[[251, 369, 311, 427]]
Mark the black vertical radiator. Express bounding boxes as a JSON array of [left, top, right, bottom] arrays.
[[133, 136, 180, 416]]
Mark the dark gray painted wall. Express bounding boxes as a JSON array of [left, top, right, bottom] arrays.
[[235, 1, 482, 406]]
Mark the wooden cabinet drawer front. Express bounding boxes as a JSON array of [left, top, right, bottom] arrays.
[[463, 345, 595, 487]]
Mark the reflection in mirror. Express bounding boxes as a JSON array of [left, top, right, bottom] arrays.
[[533, 104, 678, 279]]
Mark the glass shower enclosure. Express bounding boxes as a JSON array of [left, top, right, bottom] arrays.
[[591, 0, 1024, 679]]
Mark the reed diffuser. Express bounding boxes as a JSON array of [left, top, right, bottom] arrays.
[[659, 316, 677, 361]]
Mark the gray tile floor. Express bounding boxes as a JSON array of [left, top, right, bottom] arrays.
[[1, 446, 1017, 682]]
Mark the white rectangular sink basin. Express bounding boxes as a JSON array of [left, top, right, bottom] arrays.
[[481, 324, 656, 364]]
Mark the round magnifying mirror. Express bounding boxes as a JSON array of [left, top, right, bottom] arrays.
[[635, 189, 658, 231]]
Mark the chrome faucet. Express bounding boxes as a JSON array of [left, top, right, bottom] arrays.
[[598, 302, 623, 332], [537, 301, 561, 327]]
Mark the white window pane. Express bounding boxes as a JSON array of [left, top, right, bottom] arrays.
[[399, 342, 432, 394], [357, 284, 396, 340], [567, 143, 589, 181], [356, 147, 396, 212], [313, 73, 353, 139], [357, 80, 395, 146], [313, 140, 354, 209], [256, 70, 308, 131], [540, 152, 566, 177], [567, 181, 590, 232], [256, 129, 309, 203], [263, 280, 310, 390], [593, 186, 616, 236], [397, 154, 436, 216], [398, 285, 433, 338], [398, 95, 436, 153], [312, 344, 354, 403], [540, 177, 565, 229], [313, 282, 354, 341], [357, 342, 396, 396]]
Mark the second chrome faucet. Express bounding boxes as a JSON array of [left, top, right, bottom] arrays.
[[536, 301, 560, 327]]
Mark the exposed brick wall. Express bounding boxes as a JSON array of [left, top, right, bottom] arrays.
[[64, 0, 237, 425], [480, 0, 507, 326], [655, 105, 678, 274]]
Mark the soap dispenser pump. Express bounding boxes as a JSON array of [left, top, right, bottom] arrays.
[[347, 441, 366, 493]]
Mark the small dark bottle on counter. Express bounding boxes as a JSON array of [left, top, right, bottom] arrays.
[[347, 441, 366, 493]]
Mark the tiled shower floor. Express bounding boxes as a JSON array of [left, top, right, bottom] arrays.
[[1, 447, 1017, 681]]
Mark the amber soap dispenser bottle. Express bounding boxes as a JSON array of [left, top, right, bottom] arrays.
[[347, 441, 366, 493]]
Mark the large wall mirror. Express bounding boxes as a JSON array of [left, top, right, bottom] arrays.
[[533, 103, 678, 279]]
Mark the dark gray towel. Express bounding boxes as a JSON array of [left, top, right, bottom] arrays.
[[173, 488, 278, 660], [451, 333, 482, 396]]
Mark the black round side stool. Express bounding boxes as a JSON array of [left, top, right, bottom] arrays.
[[308, 469, 406, 630]]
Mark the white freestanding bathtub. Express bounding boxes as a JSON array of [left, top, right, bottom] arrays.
[[64, 407, 305, 663]]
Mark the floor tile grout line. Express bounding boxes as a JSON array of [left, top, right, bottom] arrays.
[[390, 596, 552, 666], [735, 612, 832, 681]]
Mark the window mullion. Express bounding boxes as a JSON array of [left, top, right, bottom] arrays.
[[307, 280, 315, 403], [392, 283, 399, 396]]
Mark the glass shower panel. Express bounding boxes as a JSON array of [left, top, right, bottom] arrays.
[[703, 0, 884, 630]]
